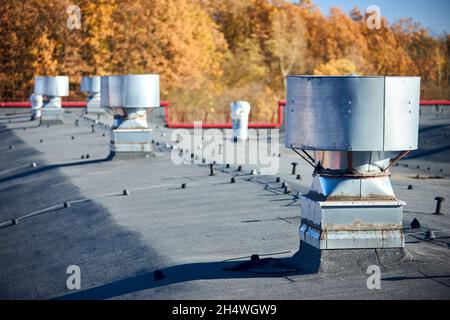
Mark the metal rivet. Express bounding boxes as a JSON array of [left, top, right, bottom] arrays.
[[64, 202, 71, 208], [86, 154, 90, 159], [71, 136, 75, 140], [231, 177, 235, 184], [123, 189, 130, 196], [9, 145, 14, 150], [12, 219, 19, 225], [31, 162, 37, 168], [181, 183, 187, 189], [81, 155, 85, 159], [407, 185, 413, 190]]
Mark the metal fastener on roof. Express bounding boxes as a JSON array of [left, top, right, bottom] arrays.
[[434, 197, 445, 215]]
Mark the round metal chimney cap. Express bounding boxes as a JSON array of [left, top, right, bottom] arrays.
[[285, 75, 421, 152], [34, 76, 46, 95], [122, 74, 160, 109], [101, 75, 124, 108], [80, 77, 90, 93], [81, 76, 101, 94], [43, 76, 70, 97]]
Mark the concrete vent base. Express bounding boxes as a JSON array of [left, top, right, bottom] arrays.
[[290, 241, 411, 275]]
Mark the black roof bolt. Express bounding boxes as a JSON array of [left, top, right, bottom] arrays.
[[81, 155, 85, 159], [31, 162, 37, 168], [156, 142, 160, 146], [434, 197, 445, 215], [250, 254, 260, 262], [440, 169, 444, 173], [410, 218, 421, 229], [427, 167, 431, 171], [284, 186, 291, 194], [123, 189, 130, 196], [276, 177, 281, 183], [202, 158, 206, 164], [154, 270, 165, 281], [12, 219, 19, 225], [281, 182, 286, 188], [237, 166, 242, 172], [151, 140, 155, 144], [71, 136, 75, 140], [63, 202, 71, 209], [291, 162, 299, 175], [102, 133, 105, 137], [226, 164, 230, 169], [9, 145, 13, 150], [407, 185, 413, 190], [191, 153, 194, 158], [40, 139, 43, 143], [181, 183, 187, 189], [86, 154, 90, 159], [296, 174, 302, 180], [75, 120, 79, 127], [230, 177, 236, 184], [209, 163, 215, 176], [91, 124, 95, 133], [417, 165, 420, 169]]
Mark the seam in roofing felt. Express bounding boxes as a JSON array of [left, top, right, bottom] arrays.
[[0, 178, 233, 229]]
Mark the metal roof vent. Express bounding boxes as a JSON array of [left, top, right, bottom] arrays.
[[230, 101, 251, 142], [286, 75, 420, 250], [30, 76, 45, 120], [81, 76, 103, 114], [101, 74, 160, 156], [39, 76, 70, 125]]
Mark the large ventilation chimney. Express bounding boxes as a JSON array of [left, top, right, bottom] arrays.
[[101, 74, 160, 156], [30, 76, 45, 121], [81, 76, 103, 114], [39, 76, 70, 125], [286, 76, 420, 251]]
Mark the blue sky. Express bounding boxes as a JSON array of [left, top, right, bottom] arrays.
[[296, 0, 450, 35]]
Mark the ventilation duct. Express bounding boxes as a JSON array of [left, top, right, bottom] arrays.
[[81, 76, 103, 114], [230, 101, 251, 142], [286, 75, 420, 250], [101, 74, 160, 156], [40, 76, 70, 125], [30, 76, 45, 121]]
